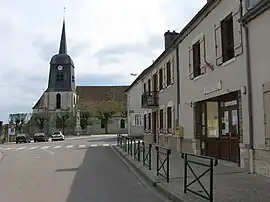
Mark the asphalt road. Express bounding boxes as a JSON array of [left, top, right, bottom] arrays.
[[0, 136, 166, 202]]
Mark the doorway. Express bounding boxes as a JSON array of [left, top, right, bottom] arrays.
[[197, 92, 240, 163]]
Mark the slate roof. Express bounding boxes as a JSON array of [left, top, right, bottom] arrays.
[[76, 85, 128, 106], [32, 93, 44, 109]]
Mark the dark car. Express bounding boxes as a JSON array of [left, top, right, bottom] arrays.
[[16, 134, 31, 144], [33, 133, 49, 142]]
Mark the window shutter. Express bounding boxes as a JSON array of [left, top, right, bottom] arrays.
[[214, 24, 223, 66], [157, 71, 160, 91], [156, 110, 159, 129], [163, 67, 167, 88], [164, 108, 167, 133], [233, 8, 243, 57], [200, 36, 206, 74], [131, 114, 135, 126], [188, 46, 194, 80], [171, 60, 174, 84]]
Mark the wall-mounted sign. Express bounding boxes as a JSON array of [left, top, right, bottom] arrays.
[[203, 80, 222, 95]]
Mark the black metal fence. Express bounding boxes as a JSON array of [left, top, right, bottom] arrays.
[[117, 134, 171, 182], [181, 152, 218, 202], [156, 146, 171, 183]]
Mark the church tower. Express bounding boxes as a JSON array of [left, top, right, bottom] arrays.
[[43, 20, 76, 113]]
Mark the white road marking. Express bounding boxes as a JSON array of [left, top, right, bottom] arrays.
[[103, 144, 110, 147], [90, 144, 98, 147], [4, 148, 12, 151], [41, 148, 55, 155], [66, 145, 74, 148], [16, 147, 26, 150], [29, 146, 38, 150], [78, 144, 86, 148], [40, 146, 51, 149], [54, 146, 62, 149]]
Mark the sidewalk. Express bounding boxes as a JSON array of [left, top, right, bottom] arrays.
[[113, 143, 270, 202]]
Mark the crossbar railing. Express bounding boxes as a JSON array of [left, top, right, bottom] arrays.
[[181, 153, 218, 202], [142, 142, 152, 170], [133, 139, 141, 161], [156, 146, 171, 183]]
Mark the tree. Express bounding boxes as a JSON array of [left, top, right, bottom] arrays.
[[9, 113, 29, 133], [56, 112, 71, 133], [93, 100, 124, 134], [31, 113, 50, 132]]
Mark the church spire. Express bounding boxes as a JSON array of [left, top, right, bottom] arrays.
[[59, 18, 67, 54]]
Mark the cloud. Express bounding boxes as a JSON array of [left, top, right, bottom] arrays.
[[0, 0, 207, 122]]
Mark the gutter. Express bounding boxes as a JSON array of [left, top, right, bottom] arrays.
[[241, 0, 255, 173], [175, 44, 180, 123]]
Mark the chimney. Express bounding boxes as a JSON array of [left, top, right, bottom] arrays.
[[164, 30, 179, 49]]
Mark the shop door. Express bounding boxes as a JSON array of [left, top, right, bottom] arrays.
[[219, 105, 240, 163]]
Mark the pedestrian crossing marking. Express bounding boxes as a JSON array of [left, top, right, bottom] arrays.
[[90, 144, 98, 147], [54, 146, 62, 149], [40, 146, 51, 149], [29, 146, 38, 150], [103, 144, 110, 147], [16, 147, 26, 150], [78, 144, 86, 148], [66, 145, 74, 148], [4, 148, 12, 151]]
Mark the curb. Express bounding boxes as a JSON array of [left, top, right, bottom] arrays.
[[112, 146, 184, 202]]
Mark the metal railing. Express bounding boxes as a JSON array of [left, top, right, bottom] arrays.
[[156, 146, 171, 183], [181, 153, 218, 202], [142, 142, 152, 170], [133, 139, 141, 161]]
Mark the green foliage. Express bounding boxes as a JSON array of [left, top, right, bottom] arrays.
[[9, 113, 29, 133], [31, 113, 50, 130]]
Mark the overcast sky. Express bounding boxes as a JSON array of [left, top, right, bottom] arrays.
[[0, 0, 206, 122]]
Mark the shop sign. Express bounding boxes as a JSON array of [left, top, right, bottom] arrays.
[[203, 80, 222, 95]]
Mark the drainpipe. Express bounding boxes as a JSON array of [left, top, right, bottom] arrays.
[[241, 0, 255, 173]]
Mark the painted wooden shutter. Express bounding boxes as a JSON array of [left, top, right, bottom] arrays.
[[188, 46, 194, 80], [164, 108, 167, 134], [163, 67, 167, 88], [200, 36, 206, 74], [214, 24, 223, 66], [171, 59, 174, 84], [131, 114, 135, 126], [233, 8, 243, 57]]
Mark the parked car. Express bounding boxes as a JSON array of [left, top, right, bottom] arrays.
[[16, 134, 31, 144], [51, 131, 65, 141], [33, 133, 49, 142]]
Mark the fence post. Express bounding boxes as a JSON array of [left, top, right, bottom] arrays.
[[156, 146, 159, 176], [184, 153, 187, 193], [149, 144, 152, 170], [142, 142, 145, 166], [210, 158, 214, 202], [137, 141, 140, 161], [166, 149, 171, 183]]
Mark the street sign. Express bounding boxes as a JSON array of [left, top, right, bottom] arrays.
[[8, 125, 15, 135]]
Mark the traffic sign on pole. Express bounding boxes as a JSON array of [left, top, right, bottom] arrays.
[[8, 125, 15, 135]]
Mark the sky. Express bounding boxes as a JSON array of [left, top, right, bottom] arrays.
[[0, 0, 206, 122]]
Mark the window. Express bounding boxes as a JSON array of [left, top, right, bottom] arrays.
[[159, 68, 163, 91], [56, 73, 64, 82], [221, 14, 234, 63], [134, 114, 142, 126], [148, 113, 151, 130], [153, 73, 158, 91], [159, 109, 163, 129], [143, 114, 147, 130], [193, 41, 201, 78], [120, 119, 125, 128], [56, 93, 61, 109], [101, 119, 105, 128], [167, 106, 172, 129], [72, 76, 75, 82], [143, 83, 147, 93], [147, 79, 151, 93], [166, 62, 171, 85], [246, 0, 262, 9]]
